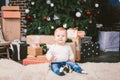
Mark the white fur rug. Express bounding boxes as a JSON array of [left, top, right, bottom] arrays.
[[0, 59, 120, 80]]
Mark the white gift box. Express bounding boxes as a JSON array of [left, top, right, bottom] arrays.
[[98, 31, 119, 52]]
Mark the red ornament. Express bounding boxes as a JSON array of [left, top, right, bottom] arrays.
[[86, 11, 91, 15], [27, 15, 31, 19], [43, 16, 47, 20]]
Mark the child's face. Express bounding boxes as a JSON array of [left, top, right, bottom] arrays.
[[55, 30, 67, 45]]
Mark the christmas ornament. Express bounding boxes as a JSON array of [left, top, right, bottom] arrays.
[[47, 17, 51, 21], [25, 9, 30, 13], [53, 15, 59, 20], [75, 12, 81, 17], [31, 2, 35, 5], [33, 14, 36, 18], [46, 0, 51, 4], [51, 26, 54, 29], [63, 23, 67, 28], [85, 27, 88, 29], [89, 20, 92, 23], [27, 15, 31, 19], [38, 27, 41, 30], [43, 16, 47, 20], [86, 11, 91, 15], [50, 3, 54, 7], [95, 3, 99, 7]]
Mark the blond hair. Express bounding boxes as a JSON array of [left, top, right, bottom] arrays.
[[54, 27, 67, 35]]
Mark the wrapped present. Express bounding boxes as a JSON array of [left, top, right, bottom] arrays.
[[67, 28, 78, 38], [81, 42, 100, 58], [22, 56, 49, 65], [77, 31, 85, 38], [27, 46, 43, 57], [81, 36, 92, 43], [1, 6, 21, 41], [26, 35, 55, 45], [37, 55, 48, 60], [10, 42, 29, 61], [1, 6, 20, 11], [98, 31, 119, 52], [2, 11, 21, 18]]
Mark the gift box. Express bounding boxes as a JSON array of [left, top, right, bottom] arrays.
[[10, 43, 29, 61], [27, 46, 43, 57], [1, 6, 21, 41], [1, 6, 20, 11], [22, 56, 49, 65], [26, 35, 55, 45], [81, 42, 100, 58], [98, 31, 119, 51], [2, 11, 21, 18]]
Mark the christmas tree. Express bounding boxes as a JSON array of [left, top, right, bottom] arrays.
[[25, 0, 100, 38]]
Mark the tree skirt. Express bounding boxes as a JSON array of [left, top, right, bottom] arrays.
[[0, 59, 120, 80]]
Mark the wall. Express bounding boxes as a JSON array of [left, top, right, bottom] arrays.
[[98, 0, 120, 28]]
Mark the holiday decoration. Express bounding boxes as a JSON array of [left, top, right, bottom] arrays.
[[40, 43, 48, 55], [25, 0, 100, 38], [22, 56, 49, 65], [27, 46, 43, 57], [95, 3, 99, 7], [27, 15, 31, 19], [86, 11, 91, 15], [75, 12, 81, 17], [25, 9, 30, 13]]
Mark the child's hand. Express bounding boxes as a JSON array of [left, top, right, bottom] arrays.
[[50, 54, 56, 62], [69, 58, 75, 62]]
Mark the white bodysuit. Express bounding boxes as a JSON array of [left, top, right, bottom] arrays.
[[46, 44, 74, 62]]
